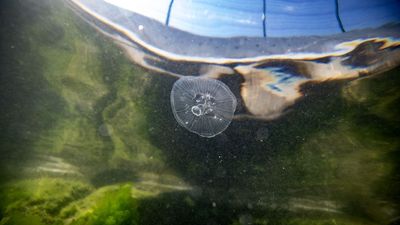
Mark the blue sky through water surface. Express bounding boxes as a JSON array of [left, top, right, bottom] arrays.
[[105, 0, 400, 37]]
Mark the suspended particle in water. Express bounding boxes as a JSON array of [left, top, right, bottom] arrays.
[[255, 127, 269, 142]]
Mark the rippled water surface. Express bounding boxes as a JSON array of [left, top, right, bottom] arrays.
[[0, 0, 399, 225]]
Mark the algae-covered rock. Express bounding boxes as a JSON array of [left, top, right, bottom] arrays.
[[0, 180, 156, 225], [0, 1, 181, 223], [0, 212, 45, 225], [0, 0, 168, 182], [66, 184, 142, 225], [343, 67, 400, 123], [0, 178, 92, 225]]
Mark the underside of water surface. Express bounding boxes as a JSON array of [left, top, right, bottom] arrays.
[[0, 0, 400, 225]]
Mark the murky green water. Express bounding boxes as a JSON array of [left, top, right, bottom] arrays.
[[0, 0, 399, 225]]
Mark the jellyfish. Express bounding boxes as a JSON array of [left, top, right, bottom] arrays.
[[170, 76, 237, 138]]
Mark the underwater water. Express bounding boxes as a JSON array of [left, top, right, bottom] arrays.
[[0, 0, 400, 225]]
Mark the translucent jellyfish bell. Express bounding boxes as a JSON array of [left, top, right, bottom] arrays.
[[170, 76, 237, 138]]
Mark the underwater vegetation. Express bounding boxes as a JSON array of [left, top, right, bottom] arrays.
[[170, 76, 237, 138], [0, 178, 92, 225], [0, 0, 399, 225], [69, 184, 140, 225]]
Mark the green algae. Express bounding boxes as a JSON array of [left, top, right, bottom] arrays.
[[0, 212, 44, 225], [0, 0, 168, 224], [0, 180, 151, 225], [0, 178, 92, 225], [68, 184, 141, 225], [0, 0, 166, 178]]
